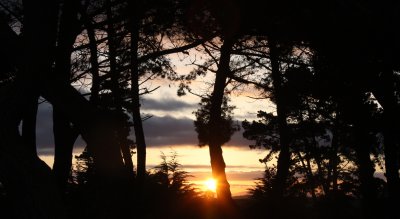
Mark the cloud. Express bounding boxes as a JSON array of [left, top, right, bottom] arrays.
[[142, 115, 252, 147], [142, 115, 197, 146], [229, 128, 253, 147], [142, 97, 197, 112], [188, 171, 264, 181], [35, 104, 252, 156]]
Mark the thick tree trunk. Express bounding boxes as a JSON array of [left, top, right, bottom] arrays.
[[353, 124, 378, 219], [19, 0, 42, 159], [42, 80, 127, 177], [372, 68, 400, 219], [1, 84, 66, 219], [339, 91, 378, 218], [21, 95, 39, 158], [372, 70, 400, 199], [53, 110, 77, 191], [354, 126, 377, 200], [52, 0, 80, 193], [0, 140, 67, 219], [1, 1, 68, 218], [41, 46, 134, 219], [269, 37, 291, 198], [19, 1, 131, 217], [208, 38, 234, 204]]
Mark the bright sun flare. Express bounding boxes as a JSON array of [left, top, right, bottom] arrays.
[[204, 178, 217, 192]]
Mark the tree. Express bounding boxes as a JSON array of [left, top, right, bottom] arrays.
[[150, 151, 197, 197], [52, 0, 81, 194], [193, 37, 237, 204]]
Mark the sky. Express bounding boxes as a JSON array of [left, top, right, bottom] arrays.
[[36, 53, 272, 197]]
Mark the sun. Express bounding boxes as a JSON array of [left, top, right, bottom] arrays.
[[204, 178, 217, 192]]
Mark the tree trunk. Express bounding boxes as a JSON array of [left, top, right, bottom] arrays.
[[373, 69, 400, 199], [19, 0, 41, 159], [106, 0, 134, 174], [3, 1, 68, 217], [342, 91, 378, 218], [269, 37, 291, 199], [297, 151, 317, 200], [52, 0, 80, 194], [354, 126, 377, 200], [372, 68, 400, 219], [0, 140, 67, 219], [208, 38, 234, 204], [21, 1, 131, 217], [350, 94, 377, 201], [80, 5, 101, 104], [128, 1, 147, 183], [21, 95, 39, 158], [328, 125, 339, 194]]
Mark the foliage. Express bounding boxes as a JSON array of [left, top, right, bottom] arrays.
[[194, 96, 240, 146], [71, 147, 95, 186], [148, 151, 197, 197], [243, 64, 385, 199], [1, 0, 400, 218]]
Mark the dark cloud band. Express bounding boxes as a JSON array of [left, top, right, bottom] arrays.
[[36, 103, 252, 155]]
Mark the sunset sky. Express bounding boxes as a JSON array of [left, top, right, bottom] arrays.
[[36, 53, 271, 197]]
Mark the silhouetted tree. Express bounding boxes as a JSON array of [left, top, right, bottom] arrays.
[[193, 37, 237, 204], [150, 151, 197, 197], [52, 0, 81, 194]]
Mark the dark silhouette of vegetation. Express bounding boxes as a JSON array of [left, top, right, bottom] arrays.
[[1, 0, 399, 218]]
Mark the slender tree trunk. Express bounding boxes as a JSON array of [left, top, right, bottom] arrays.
[[311, 136, 330, 195], [269, 37, 291, 198], [128, 1, 147, 183], [328, 125, 339, 194], [297, 151, 317, 200], [106, 0, 134, 174], [314, 155, 329, 195], [305, 155, 318, 200], [80, 6, 100, 104], [208, 38, 234, 204], [106, 2, 122, 108], [132, 42, 147, 182]]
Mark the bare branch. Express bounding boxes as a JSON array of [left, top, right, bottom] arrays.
[[138, 37, 215, 63], [139, 86, 160, 95]]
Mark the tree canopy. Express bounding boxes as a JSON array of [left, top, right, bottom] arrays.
[[0, 0, 399, 218]]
